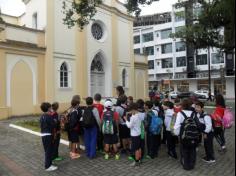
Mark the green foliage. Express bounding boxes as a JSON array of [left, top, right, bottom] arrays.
[[171, 0, 235, 51], [124, 0, 159, 17], [62, 0, 102, 30], [62, 0, 159, 29]]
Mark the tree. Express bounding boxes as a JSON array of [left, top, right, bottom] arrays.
[[62, 0, 158, 29]]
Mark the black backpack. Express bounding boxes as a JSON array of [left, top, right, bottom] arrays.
[[180, 111, 201, 147], [82, 106, 96, 128]]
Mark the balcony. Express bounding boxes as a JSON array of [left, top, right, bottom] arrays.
[[0, 22, 45, 49]]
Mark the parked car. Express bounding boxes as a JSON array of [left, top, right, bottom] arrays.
[[177, 92, 206, 99], [194, 90, 214, 99], [169, 91, 179, 99]]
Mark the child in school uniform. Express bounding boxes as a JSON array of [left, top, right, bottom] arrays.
[[40, 102, 57, 172], [162, 101, 177, 159], [51, 102, 63, 161], [93, 93, 105, 153], [124, 103, 142, 167], [102, 100, 120, 160], [195, 101, 215, 163]]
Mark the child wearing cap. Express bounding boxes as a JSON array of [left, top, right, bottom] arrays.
[[101, 100, 120, 160]]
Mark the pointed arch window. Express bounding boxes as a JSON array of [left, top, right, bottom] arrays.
[[60, 62, 68, 88], [91, 54, 104, 72]]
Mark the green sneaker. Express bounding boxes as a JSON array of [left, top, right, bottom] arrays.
[[145, 155, 151, 159], [53, 157, 64, 161], [128, 156, 135, 161], [115, 154, 120, 160], [104, 154, 109, 160]]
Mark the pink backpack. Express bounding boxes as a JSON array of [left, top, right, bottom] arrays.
[[222, 108, 234, 129]]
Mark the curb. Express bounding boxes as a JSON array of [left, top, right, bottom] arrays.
[[9, 124, 85, 150]]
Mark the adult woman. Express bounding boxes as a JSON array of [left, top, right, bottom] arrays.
[[211, 94, 227, 153], [116, 86, 125, 98]]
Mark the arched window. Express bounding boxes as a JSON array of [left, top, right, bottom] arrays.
[[60, 62, 68, 88], [91, 54, 104, 72], [122, 69, 127, 88]]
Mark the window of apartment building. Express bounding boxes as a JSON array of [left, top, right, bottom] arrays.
[[196, 54, 208, 65], [142, 32, 154, 42], [32, 12, 38, 29], [161, 43, 172, 54], [176, 56, 186, 67], [176, 41, 186, 52], [175, 26, 184, 33], [162, 58, 173, 68], [143, 46, 154, 55], [197, 80, 209, 90], [212, 53, 224, 64], [193, 4, 202, 19], [160, 28, 172, 39], [177, 81, 189, 92], [134, 48, 140, 54], [134, 35, 140, 44], [148, 60, 154, 69], [175, 11, 185, 22]]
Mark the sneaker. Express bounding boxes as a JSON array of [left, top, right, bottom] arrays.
[[202, 157, 215, 163], [115, 154, 120, 160], [45, 165, 58, 172], [145, 155, 151, 159], [53, 157, 64, 161], [128, 156, 135, 161], [104, 154, 109, 160]]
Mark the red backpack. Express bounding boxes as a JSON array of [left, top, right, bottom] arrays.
[[222, 108, 234, 129]]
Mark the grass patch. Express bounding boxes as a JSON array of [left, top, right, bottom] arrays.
[[14, 120, 68, 140]]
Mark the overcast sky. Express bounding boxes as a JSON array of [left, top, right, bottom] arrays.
[[0, 0, 178, 16]]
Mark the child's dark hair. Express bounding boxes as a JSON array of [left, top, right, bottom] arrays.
[[163, 101, 174, 109], [195, 101, 204, 108], [40, 102, 51, 113], [174, 98, 181, 104], [153, 99, 160, 107], [128, 96, 134, 101], [71, 99, 79, 107], [136, 99, 144, 109], [145, 101, 153, 109], [72, 95, 81, 105], [181, 98, 192, 110], [94, 93, 102, 101], [52, 102, 59, 111], [129, 102, 138, 111], [86, 97, 93, 106], [119, 95, 127, 104]]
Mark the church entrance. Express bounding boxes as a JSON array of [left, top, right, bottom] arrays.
[[90, 53, 105, 97]]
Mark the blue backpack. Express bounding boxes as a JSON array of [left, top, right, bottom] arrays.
[[149, 112, 163, 135]]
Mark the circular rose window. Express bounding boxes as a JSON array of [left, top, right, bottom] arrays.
[[91, 23, 103, 40]]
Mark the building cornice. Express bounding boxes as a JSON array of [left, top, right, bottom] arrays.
[[22, 0, 30, 5], [99, 3, 134, 21], [0, 40, 46, 52], [1, 22, 45, 33]]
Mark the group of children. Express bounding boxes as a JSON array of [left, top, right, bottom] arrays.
[[40, 90, 228, 171]]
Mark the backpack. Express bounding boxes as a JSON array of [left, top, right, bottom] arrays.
[[222, 108, 234, 129], [180, 111, 200, 147], [149, 111, 163, 135], [102, 110, 115, 135], [82, 107, 96, 128], [197, 113, 207, 133]]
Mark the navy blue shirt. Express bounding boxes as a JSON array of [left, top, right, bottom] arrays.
[[40, 113, 55, 134]]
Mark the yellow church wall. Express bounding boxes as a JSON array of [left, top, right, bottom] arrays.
[[11, 61, 34, 116]]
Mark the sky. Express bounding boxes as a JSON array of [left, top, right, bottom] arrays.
[[0, 0, 178, 16]]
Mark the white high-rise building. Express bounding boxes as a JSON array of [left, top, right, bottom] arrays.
[[133, 6, 235, 99]]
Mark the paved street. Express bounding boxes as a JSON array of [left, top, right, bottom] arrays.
[[0, 106, 235, 176]]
